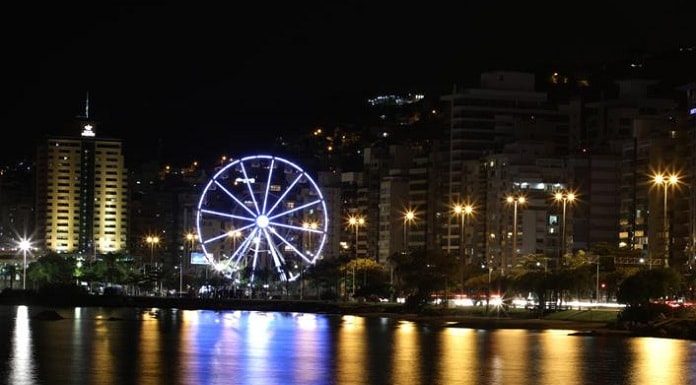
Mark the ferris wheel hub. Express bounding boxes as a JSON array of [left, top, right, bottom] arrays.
[[256, 215, 270, 228]]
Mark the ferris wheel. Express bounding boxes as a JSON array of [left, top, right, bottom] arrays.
[[195, 155, 328, 282]]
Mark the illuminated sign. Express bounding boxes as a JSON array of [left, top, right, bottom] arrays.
[[690, 107, 696, 115], [81, 124, 95, 137], [190, 251, 211, 265]]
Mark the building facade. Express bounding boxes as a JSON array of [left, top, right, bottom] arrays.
[[36, 122, 128, 255], [441, 71, 570, 256]]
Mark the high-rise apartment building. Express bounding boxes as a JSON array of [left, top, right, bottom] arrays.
[[684, 83, 696, 265], [36, 121, 128, 255], [441, 71, 569, 255], [482, 142, 568, 270]]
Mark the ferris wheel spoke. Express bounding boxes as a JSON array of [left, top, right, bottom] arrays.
[[268, 199, 322, 221], [200, 209, 255, 223], [231, 228, 258, 265], [250, 233, 262, 282], [262, 158, 275, 214], [265, 173, 303, 216], [268, 221, 324, 234], [203, 232, 232, 245], [235, 222, 257, 233], [262, 229, 286, 279], [264, 229, 286, 264], [202, 222, 255, 245], [213, 180, 258, 218], [269, 228, 313, 264], [204, 253, 216, 266], [201, 222, 256, 245], [220, 228, 258, 270], [240, 161, 260, 215]]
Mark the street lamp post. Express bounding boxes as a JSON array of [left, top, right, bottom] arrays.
[[454, 203, 474, 289], [146, 236, 160, 264], [183, 233, 195, 297], [403, 209, 416, 250], [300, 221, 317, 300], [505, 195, 526, 275], [397, 210, 416, 288], [596, 257, 600, 304], [146, 235, 160, 295], [652, 173, 679, 268], [17, 238, 31, 290], [454, 205, 464, 260], [227, 230, 241, 251], [302, 222, 309, 300], [348, 215, 365, 298], [553, 190, 576, 264]]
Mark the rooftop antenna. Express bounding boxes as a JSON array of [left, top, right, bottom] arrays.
[[85, 91, 90, 119], [80, 91, 96, 137]]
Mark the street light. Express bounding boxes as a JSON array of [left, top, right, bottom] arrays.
[[403, 209, 416, 251], [146, 235, 160, 295], [227, 230, 242, 250], [553, 190, 577, 263], [146, 235, 160, 264], [182, 232, 195, 296], [652, 172, 680, 268], [300, 221, 318, 300], [505, 195, 526, 274], [17, 238, 31, 290], [300, 221, 318, 250], [347, 215, 366, 297], [454, 203, 475, 291]]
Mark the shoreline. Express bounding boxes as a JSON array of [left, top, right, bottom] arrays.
[[8, 295, 692, 339], [0, 294, 616, 332]]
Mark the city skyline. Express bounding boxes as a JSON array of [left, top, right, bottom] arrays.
[[2, 6, 696, 384]]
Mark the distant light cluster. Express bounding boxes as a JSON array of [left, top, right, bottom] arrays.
[[367, 93, 424, 106]]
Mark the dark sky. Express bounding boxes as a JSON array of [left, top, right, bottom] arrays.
[[1, 1, 695, 165]]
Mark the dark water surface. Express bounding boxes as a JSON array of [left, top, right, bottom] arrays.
[[0, 306, 694, 385]]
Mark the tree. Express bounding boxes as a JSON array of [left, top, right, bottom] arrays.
[[389, 248, 458, 309], [509, 250, 597, 311], [345, 258, 386, 292], [602, 268, 635, 300], [2, 264, 17, 289], [27, 253, 76, 287], [304, 258, 342, 300], [348, 258, 389, 299], [514, 271, 549, 312], [617, 268, 681, 306], [78, 253, 132, 292], [513, 254, 550, 273]]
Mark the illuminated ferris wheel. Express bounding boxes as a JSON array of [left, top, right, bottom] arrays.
[[196, 155, 328, 282]]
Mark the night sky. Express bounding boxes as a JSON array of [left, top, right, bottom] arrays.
[[2, 1, 695, 165]]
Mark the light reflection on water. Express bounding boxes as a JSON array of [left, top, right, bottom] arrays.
[[438, 326, 477, 384], [336, 315, 366, 385], [138, 309, 162, 385], [9, 306, 34, 385], [630, 337, 689, 385], [392, 321, 421, 384], [1, 306, 696, 385], [540, 329, 581, 385]]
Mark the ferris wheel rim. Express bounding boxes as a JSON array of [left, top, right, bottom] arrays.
[[194, 154, 329, 281]]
